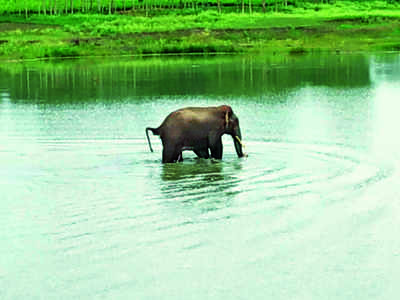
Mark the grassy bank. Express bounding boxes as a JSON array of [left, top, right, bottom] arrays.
[[1, 1, 400, 60]]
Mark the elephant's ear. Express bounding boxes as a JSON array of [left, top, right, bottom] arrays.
[[220, 105, 233, 129]]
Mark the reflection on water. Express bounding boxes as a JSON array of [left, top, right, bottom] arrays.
[[0, 54, 371, 103], [1, 53, 400, 300], [160, 159, 241, 214], [161, 159, 225, 181]]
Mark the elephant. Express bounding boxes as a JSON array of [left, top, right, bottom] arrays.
[[146, 105, 245, 163]]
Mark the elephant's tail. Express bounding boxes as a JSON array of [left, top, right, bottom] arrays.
[[145, 127, 160, 152]]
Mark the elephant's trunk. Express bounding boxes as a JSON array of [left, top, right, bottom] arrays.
[[233, 129, 244, 158]]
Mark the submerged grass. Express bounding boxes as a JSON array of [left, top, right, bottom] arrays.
[[1, 1, 400, 60]]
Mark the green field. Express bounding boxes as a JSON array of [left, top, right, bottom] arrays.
[[1, 1, 400, 60], [0, 0, 351, 16]]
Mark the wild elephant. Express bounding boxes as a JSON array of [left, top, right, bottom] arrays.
[[146, 105, 245, 163]]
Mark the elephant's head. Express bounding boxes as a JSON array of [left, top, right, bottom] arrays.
[[220, 105, 244, 158]]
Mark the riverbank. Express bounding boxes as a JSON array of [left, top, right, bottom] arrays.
[[1, 1, 400, 60]]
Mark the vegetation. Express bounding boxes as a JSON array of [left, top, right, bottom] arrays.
[[0, 0, 369, 17], [1, 0, 400, 18], [0, 1, 400, 60]]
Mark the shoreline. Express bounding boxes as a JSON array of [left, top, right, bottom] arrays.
[[2, 49, 400, 65]]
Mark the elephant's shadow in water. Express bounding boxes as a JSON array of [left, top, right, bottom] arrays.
[[161, 159, 225, 182], [160, 159, 242, 212]]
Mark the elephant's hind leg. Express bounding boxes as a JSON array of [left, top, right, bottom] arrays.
[[162, 145, 181, 163]]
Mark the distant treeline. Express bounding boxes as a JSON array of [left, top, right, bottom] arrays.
[[1, 0, 396, 17]]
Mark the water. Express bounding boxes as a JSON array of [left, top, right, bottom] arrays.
[[1, 54, 400, 299]]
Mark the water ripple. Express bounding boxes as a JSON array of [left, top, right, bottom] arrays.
[[155, 139, 393, 225]]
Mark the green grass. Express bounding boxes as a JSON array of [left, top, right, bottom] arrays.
[[1, 1, 400, 60], [0, 0, 349, 15]]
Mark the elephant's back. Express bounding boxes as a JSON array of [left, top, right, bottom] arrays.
[[163, 107, 216, 123], [159, 107, 218, 136]]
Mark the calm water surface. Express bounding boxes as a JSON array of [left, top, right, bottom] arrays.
[[1, 54, 400, 299]]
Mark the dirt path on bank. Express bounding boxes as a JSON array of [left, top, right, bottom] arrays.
[[0, 22, 59, 32]]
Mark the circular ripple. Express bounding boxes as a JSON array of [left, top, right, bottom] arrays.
[[157, 139, 393, 220], [244, 139, 391, 195]]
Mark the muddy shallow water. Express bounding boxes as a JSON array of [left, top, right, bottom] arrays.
[[1, 54, 400, 299]]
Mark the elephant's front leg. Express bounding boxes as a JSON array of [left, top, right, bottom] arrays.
[[193, 148, 210, 159], [209, 136, 223, 159], [178, 152, 184, 162]]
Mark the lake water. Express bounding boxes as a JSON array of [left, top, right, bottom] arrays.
[[1, 53, 400, 299]]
